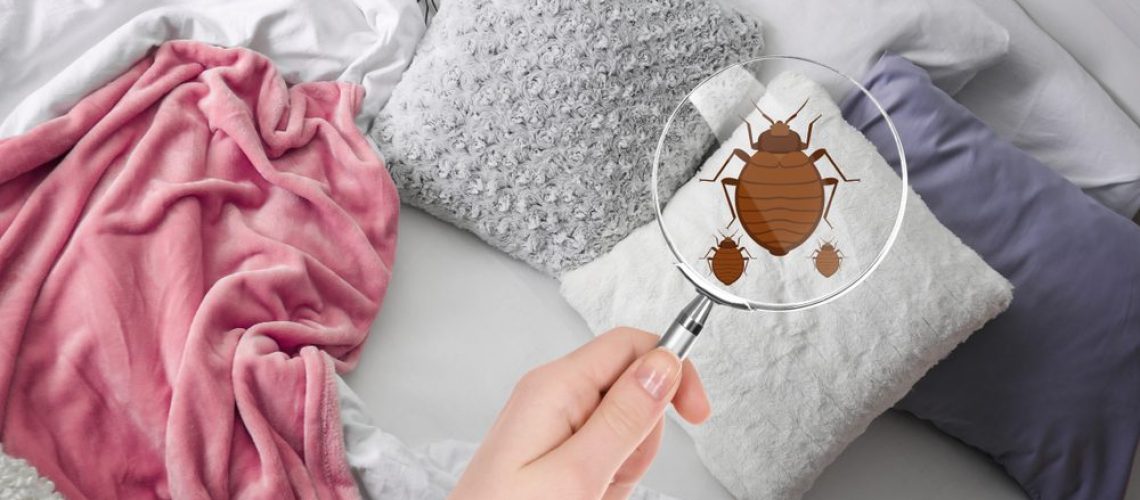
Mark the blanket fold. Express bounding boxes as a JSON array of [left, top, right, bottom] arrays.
[[0, 41, 398, 499]]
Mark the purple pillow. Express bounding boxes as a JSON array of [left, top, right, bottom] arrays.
[[840, 54, 1140, 500]]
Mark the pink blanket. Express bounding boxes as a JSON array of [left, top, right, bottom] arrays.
[[0, 41, 398, 498]]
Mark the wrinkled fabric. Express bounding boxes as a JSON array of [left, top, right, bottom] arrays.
[[334, 378, 678, 500], [0, 0, 425, 137], [0, 41, 399, 499]]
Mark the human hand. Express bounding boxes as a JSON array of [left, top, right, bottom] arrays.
[[451, 327, 711, 500]]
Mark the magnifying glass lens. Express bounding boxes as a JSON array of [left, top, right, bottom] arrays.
[[651, 56, 908, 356]]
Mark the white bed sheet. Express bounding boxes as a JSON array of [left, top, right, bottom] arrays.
[[0, 0, 425, 137]]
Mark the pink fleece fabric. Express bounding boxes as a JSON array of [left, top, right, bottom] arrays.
[[0, 41, 398, 498]]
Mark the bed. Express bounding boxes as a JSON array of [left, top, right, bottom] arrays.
[[343, 1, 1140, 497], [1, 0, 1137, 498]]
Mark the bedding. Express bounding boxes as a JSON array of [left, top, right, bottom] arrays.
[[956, 0, 1140, 219], [843, 53, 1140, 500], [0, 3, 690, 496], [418, 0, 442, 25], [345, 206, 1036, 500], [1013, 0, 1140, 125], [712, 0, 1011, 98], [371, 0, 1015, 277], [0, 1, 1133, 499], [371, 0, 766, 275], [0, 41, 398, 498], [0, 0, 425, 137], [0, 444, 60, 499], [559, 70, 1013, 499], [337, 377, 674, 499], [342, 207, 739, 499]]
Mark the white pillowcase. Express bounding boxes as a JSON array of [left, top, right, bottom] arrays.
[[956, 0, 1140, 218], [560, 72, 1013, 499], [1013, 0, 1140, 125], [714, 0, 1010, 97], [0, 0, 425, 137]]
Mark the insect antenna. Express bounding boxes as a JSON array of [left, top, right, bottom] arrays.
[[785, 99, 809, 123], [753, 101, 775, 124]]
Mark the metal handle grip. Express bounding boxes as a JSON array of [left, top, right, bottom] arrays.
[[656, 294, 713, 359]]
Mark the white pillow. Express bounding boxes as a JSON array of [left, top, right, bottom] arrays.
[[714, 0, 1010, 97], [0, 0, 425, 137], [957, 0, 1140, 218], [560, 72, 1013, 499], [1013, 0, 1140, 125]]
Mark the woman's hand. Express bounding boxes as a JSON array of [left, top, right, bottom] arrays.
[[451, 327, 711, 500]]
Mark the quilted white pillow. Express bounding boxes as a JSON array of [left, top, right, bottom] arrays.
[[560, 72, 1013, 499]]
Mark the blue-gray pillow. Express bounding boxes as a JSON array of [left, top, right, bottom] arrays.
[[841, 54, 1140, 500]]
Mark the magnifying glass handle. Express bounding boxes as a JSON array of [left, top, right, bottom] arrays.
[[656, 294, 714, 359]]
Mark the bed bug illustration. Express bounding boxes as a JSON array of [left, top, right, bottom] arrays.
[[811, 240, 844, 278], [701, 99, 860, 256], [703, 233, 754, 286]]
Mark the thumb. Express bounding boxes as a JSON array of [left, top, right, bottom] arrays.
[[541, 348, 682, 485]]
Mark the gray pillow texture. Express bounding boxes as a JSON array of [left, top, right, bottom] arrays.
[[371, 0, 765, 275]]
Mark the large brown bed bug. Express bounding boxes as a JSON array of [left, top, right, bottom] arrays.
[[701, 99, 860, 256], [811, 240, 843, 278], [703, 233, 754, 286]]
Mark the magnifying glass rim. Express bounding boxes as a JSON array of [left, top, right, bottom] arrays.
[[651, 55, 909, 312]]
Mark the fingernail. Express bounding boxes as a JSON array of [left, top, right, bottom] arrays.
[[635, 348, 681, 401]]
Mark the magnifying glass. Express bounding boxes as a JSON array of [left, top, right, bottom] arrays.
[[652, 56, 908, 358]]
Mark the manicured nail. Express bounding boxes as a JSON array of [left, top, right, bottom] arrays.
[[635, 348, 681, 401]]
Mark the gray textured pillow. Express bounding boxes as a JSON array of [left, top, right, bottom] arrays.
[[371, 0, 765, 275]]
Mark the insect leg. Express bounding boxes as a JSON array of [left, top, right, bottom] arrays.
[[700, 149, 751, 182], [803, 115, 822, 148], [821, 177, 839, 228], [737, 247, 753, 274], [721, 178, 739, 227], [810, 148, 860, 182], [741, 247, 755, 260]]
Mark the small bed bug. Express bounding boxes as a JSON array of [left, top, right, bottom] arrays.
[[811, 240, 843, 278], [703, 234, 754, 286], [701, 100, 860, 256]]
